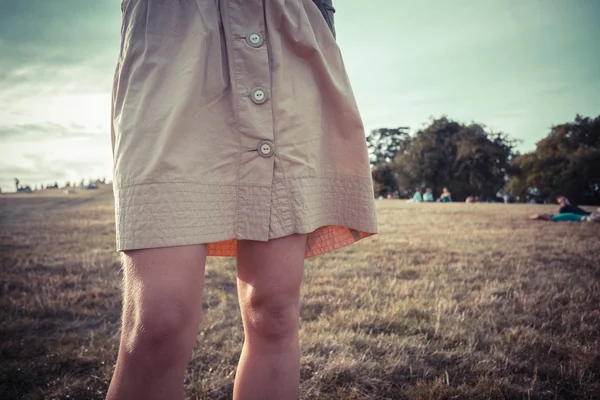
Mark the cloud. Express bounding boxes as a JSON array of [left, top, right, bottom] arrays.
[[0, 122, 104, 141], [0, 136, 113, 192], [0, 1, 120, 94], [0, 157, 98, 190], [0, 1, 120, 65], [0, 120, 112, 192]]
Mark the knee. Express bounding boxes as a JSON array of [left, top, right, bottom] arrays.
[[241, 291, 300, 342], [123, 298, 193, 358]]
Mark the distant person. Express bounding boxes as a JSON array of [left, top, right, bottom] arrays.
[[408, 189, 423, 203], [556, 196, 590, 216], [439, 187, 452, 203], [423, 188, 434, 202], [530, 209, 599, 223], [465, 196, 474, 203]]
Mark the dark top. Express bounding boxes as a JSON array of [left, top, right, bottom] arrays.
[[313, 0, 336, 38], [559, 204, 591, 216]]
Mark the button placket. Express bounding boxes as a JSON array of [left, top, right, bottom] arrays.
[[243, 24, 271, 157], [227, 1, 277, 241], [245, 27, 271, 155]]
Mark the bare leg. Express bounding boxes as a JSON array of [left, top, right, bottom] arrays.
[[106, 245, 207, 400], [233, 234, 308, 400]]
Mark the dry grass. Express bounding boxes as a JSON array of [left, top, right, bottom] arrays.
[[1, 186, 599, 400]]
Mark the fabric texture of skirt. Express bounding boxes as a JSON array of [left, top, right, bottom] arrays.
[[111, 0, 379, 258]]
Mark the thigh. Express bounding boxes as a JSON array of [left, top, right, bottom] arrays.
[[122, 244, 207, 322], [236, 234, 307, 302]]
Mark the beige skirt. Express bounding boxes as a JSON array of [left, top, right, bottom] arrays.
[[110, 0, 378, 258]]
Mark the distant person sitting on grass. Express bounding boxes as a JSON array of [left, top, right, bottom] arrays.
[[556, 196, 591, 216], [439, 187, 452, 203], [423, 188, 434, 202], [408, 189, 423, 203], [530, 208, 600, 223]]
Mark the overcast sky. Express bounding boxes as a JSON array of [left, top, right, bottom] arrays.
[[1, 0, 599, 192]]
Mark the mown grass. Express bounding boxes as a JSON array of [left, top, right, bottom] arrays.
[[1, 186, 599, 399]]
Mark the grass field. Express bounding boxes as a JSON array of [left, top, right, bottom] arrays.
[[1, 186, 599, 400]]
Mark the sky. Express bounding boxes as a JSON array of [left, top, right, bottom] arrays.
[[0, 0, 599, 192]]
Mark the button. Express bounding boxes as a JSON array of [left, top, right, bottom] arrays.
[[250, 86, 268, 104], [246, 32, 264, 48], [258, 140, 275, 158]]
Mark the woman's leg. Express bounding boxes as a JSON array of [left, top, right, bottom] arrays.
[[233, 233, 308, 400], [106, 245, 207, 400]]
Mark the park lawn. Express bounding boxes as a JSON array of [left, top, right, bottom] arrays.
[[1, 186, 599, 400]]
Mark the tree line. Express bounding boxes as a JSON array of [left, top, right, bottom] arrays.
[[368, 114, 600, 205], [11, 177, 108, 193]]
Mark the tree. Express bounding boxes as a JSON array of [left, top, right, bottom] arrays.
[[371, 163, 398, 197], [393, 117, 517, 201], [366, 127, 410, 166], [506, 114, 600, 204], [367, 127, 410, 196]]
